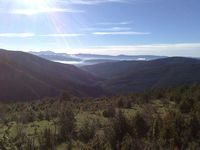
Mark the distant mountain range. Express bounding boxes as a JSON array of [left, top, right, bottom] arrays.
[[1, 49, 200, 101], [74, 53, 166, 61], [82, 57, 200, 93], [30, 51, 167, 65], [0, 49, 106, 101], [30, 51, 81, 62]]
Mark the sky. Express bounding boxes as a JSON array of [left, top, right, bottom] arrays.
[[0, 0, 200, 56]]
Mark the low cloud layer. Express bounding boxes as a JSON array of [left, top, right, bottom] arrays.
[[69, 43, 200, 57]]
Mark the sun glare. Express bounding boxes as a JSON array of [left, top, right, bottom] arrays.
[[13, 0, 56, 15], [21, 0, 49, 5], [24, 0, 41, 3], [17, 0, 55, 9]]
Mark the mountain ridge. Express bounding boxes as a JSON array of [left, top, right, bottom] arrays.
[[30, 51, 167, 65], [82, 57, 200, 93], [0, 49, 107, 101]]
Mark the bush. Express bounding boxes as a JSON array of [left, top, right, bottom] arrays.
[[103, 106, 116, 118], [39, 128, 57, 150], [19, 109, 37, 123], [132, 112, 149, 139], [179, 98, 194, 113], [86, 131, 110, 150], [58, 108, 76, 142], [79, 118, 100, 143], [105, 111, 130, 149]]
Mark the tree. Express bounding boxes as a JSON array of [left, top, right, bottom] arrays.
[[39, 128, 57, 150], [58, 108, 76, 142], [105, 111, 130, 150], [78, 118, 100, 143], [132, 112, 149, 139]]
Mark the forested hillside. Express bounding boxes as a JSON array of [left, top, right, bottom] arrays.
[[1, 84, 200, 149], [83, 57, 200, 93]]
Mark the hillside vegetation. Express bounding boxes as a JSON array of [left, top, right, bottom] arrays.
[[0, 84, 200, 149]]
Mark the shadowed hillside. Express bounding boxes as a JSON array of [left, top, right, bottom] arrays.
[[0, 49, 106, 101], [82, 57, 200, 93]]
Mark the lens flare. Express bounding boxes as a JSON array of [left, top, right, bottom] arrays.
[[20, 0, 52, 6], [4, 0, 84, 52]]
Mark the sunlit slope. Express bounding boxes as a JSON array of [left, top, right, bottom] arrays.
[[0, 49, 106, 101]]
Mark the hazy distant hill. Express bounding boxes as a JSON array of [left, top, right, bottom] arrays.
[[74, 53, 166, 61], [0, 49, 106, 101], [30, 51, 166, 65], [82, 57, 200, 93], [30, 51, 81, 62]]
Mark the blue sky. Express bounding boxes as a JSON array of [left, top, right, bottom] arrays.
[[0, 0, 200, 56]]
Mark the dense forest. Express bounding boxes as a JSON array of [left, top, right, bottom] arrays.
[[0, 84, 200, 150]]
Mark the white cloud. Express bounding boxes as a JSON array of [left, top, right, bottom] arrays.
[[58, 0, 129, 5], [65, 0, 160, 5], [0, 33, 35, 38], [39, 33, 85, 37], [68, 43, 200, 57], [10, 8, 84, 15], [82, 27, 131, 31], [92, 31, 151, 35], [2, 42, 200, 57], [0, 33, 84, 38], [96, 21, 132, 26]]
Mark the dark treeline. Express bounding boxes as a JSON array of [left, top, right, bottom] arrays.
[[0, 84, 200, 150]]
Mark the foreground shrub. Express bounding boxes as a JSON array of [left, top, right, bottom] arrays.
[[79, 118, 100, 143], [38, 128, 57, 150], [103, 106, 116, 118], [58, 108, 76, 142]]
